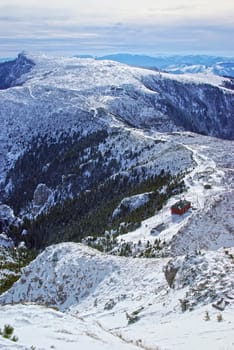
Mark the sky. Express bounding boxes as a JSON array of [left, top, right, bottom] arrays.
[[1, 0, 234, 57]]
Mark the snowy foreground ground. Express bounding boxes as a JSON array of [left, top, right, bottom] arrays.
[[0, 302, 233, 350], [0, 133, 233, 350], [0, 243, 233, 350]]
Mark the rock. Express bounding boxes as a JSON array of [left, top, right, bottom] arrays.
[[164, 260, 179, 288], [212, 298, 229, 311], [0, 233, 14, 248], [112, 192, 151, 218], [104, 298, 116, 310], [0, 204, 20, 232], [33, 183, 52, 207]]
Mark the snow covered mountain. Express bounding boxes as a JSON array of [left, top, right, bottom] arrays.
[[0, 52, 233, 248], [95, 53, 234, 78], [0, 52, 233, 212], [0, 52, 233, 250], [165, 61, 234, 77], [0, 52, 233, 350]]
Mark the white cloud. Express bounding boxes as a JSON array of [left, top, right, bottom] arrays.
[[1, 0, 234, 25], [0, 0, 233, 56]]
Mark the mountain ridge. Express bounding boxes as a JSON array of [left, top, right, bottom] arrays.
[[0, 52, 233, 184], [75, 53, 234, 77]]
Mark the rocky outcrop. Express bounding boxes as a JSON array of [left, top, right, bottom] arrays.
[[0, 204, 20, 232], [112, 192, 151, 218], [33, 183, 52, 207], [164, 249, 234, 310], [0, 52, 34, 90], [164, 259, 180, 288]]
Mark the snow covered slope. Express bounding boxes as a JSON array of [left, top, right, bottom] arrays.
[[0, 53, 233, 175], [0, 302, 233, 350], [115, 133, 234, 254], [0, 304, 139, 350], [0, 243, 233, 350], [1, 242, 233, 312], [0, 133, 233, 350]]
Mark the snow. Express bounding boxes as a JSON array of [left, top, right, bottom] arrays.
[[0, 244, 233, 350], [165, 62, 234, 78], [0, 304, 139, 350], [96, 54, 234, 78], [0, 127, 234, 349], [1, 303, 233, 350], [0, 303, 233, 350], [121, 303, 234, 350], [159, 70, 230, 88]]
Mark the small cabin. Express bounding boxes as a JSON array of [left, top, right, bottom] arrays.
[[171, 199, 191, 215]]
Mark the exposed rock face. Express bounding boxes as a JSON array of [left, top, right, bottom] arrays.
[[0, 204, 20, 231], [33, 183, 52, 207], [164, 259, 180, 288], [0, 52, 34, 90], [164, 250, 234, 310], [112, 192, 151, 218], [0, 233, 14, 247]]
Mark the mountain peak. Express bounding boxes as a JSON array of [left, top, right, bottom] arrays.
[[0, 51, 35, 89]]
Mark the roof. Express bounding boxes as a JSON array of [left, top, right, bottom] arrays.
[[171, 199, 191, 210]]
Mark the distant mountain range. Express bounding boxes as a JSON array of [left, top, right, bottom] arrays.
[[0, 58, 14, 63], [2, 54, 234, 77], [76, 53, 234, 77]]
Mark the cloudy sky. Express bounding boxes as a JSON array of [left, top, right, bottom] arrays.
[[1, 0, 234, 57]]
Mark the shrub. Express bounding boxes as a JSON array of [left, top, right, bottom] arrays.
[[0, 247, 37, 295], [179, 299, 189, 312], [0, 324, 18, 342], [204, 311, 210, 321], [126, 312, 139, 324], [126, 307, 144, 325], [217, 313, 223, 322]]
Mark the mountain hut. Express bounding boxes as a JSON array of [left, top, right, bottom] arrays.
[[171, 199, 191, 215]]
